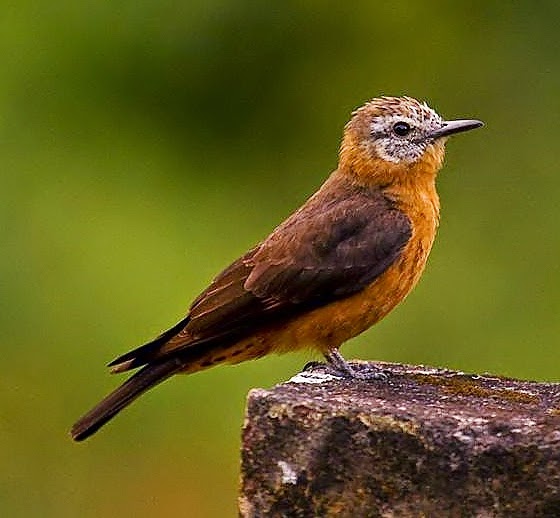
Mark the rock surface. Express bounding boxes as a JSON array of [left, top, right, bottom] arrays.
[[239, 362, 560, 517]]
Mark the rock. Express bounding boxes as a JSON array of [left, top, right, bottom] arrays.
[[239, 362, 560, 517]]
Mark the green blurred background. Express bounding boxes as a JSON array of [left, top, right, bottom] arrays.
[[2, 1, 559, 516]]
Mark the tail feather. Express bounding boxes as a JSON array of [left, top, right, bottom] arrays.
[[70, 359, 181, 442], [107, 315, 191, 372]]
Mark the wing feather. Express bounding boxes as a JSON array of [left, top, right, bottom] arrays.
[[111, 178, 411, 370]]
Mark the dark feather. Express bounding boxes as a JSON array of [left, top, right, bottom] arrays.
[[71, 358, 181, 441], [108, 315, 191, 369]]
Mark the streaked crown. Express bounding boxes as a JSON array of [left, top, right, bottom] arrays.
[[343, 96, 482, 166]]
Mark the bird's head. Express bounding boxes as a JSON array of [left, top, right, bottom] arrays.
[[339, 96, 483, 186]]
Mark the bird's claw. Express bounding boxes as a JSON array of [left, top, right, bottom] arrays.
[[351, 365, 390, 381]]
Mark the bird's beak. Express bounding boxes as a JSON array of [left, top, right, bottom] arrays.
[[427, 119, 484, 140]]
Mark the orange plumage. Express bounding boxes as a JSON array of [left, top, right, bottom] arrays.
[[71, 96, 482, 441]]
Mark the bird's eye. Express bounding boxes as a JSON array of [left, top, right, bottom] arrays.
[[392, 121, 411, 137]]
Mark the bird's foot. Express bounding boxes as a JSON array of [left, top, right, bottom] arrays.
[[351, 364, 390, 381], [303, 351, 390, 381]]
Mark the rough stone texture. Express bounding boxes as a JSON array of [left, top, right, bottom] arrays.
[[239, 362, 560, 517]]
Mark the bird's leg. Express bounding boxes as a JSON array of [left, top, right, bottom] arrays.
[[324, 349, 358, 377]]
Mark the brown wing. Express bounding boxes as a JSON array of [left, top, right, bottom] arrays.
[[109, 179, 411, 370]]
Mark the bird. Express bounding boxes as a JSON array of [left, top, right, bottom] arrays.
[[71, 96, 483, 441]]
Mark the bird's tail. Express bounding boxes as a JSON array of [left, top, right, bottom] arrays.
[[70, 359, 181, 442]]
